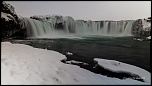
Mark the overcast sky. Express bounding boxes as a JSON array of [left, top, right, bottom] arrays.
[[6, 1, 151, 21]]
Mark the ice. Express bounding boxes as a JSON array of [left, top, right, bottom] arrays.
[[66, 52, 73, 55], [94, 58, 151, 83], [65, 60, 89, 65]]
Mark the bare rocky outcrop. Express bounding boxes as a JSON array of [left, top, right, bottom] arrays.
[[132, 18, 151, 36], [1, 1, 26, 40]]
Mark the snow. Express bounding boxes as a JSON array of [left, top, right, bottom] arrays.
[[146, 36, 151, 40], [65, 60, 89, 65], [132, 38, 144, 41], [136, 38, 144, 41], [1, 42, 150, 85], [142, 19, 151, 30], [94, 58, 151, 83], [1, 12, 14, 21], [66, 52, 73, 55]]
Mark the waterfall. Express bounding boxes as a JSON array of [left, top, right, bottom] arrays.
[[123, 21, 135, 36], [20, 15, 135, 38]]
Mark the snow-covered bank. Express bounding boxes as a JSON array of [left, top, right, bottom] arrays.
[[1, 42, 150, 85], [94, 58, 151, 83], [147, 36, 151, 40]]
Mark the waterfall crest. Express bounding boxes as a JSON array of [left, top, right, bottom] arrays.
[[20, 15, 135, 37]]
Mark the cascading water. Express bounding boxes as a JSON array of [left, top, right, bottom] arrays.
[[123, 21, 135, 36], [20, 15, 135, 38]]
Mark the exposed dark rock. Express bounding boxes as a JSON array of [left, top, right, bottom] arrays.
[[55, 23, 64, 30], [132, 19, 142, 36], [2, 1, 18, 20], [132, 18, 151, 36], [147, 17, 151, 20], [1, 1, 27, 40], [107, 21, 111, 33], [100, 21, 104, 28]]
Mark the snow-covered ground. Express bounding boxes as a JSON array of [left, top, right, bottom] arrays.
[[1, 42, 151, 85], [94, 58, 151, 83]]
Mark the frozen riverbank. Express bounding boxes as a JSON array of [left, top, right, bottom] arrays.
[[1, 42, 150, 85]]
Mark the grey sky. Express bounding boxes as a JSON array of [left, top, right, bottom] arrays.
[[6, 1, 151, 21]]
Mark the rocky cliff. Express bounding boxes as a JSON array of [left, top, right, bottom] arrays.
[[1, 1, 26, 40], [132, 18, 151, 36]]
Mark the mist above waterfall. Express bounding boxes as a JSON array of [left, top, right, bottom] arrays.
[[20, 15, 135, 38]]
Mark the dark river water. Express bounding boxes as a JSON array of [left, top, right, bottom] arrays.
[[9, 36, 150, 72]]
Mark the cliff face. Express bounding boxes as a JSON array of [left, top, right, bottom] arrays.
[[1, 1, 26, 40], [2, 1, 19, 20], [132, 18, 151, 36]]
